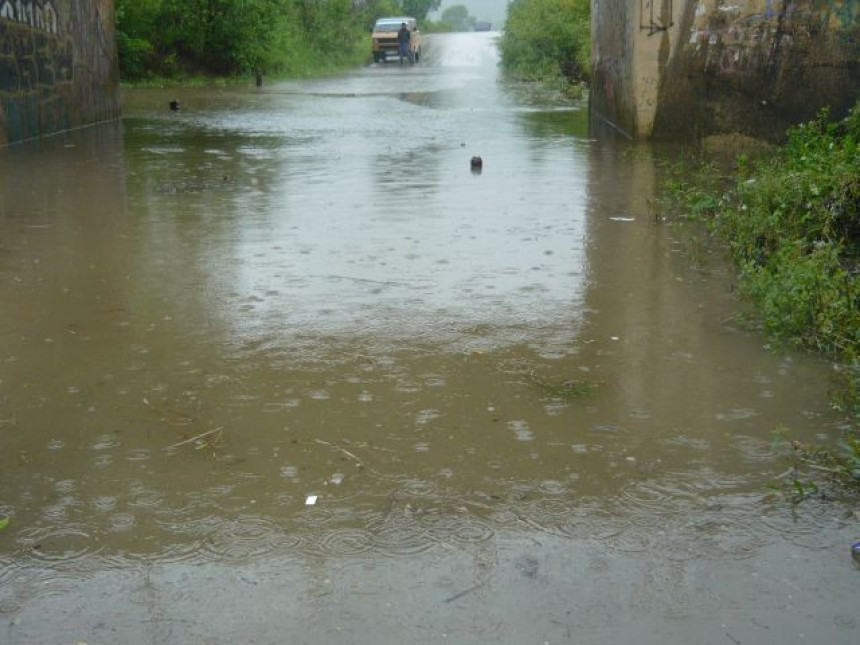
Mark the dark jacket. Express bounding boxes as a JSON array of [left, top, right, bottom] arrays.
[[398, 25, 411, 45]]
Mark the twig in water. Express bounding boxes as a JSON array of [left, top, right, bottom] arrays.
[[342, 439, 398, 455], [725, 632, 741, 645], [444, 579, 489, 603], [165, 426, 223, 450], [315, 439, 362, 464], [308, 274, 414, 288]]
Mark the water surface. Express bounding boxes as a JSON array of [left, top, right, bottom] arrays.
[[0, 32, 857, 644]]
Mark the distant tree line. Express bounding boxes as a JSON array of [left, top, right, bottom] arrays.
[[424, 4, 476, 32], [116, 0, 441, 80], [499, 0, 590, 86]]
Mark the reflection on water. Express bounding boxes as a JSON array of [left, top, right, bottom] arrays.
[[0, 32, 857, 644]]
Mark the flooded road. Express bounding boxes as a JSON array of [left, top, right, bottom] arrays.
[[1, 33, 858, 644]]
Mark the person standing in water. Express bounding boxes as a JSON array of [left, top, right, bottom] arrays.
[[397, 22, 412, 65]]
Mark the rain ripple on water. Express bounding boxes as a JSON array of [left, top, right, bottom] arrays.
[[200, 515, 302, 562]]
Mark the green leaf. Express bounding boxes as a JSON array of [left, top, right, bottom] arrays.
[[0, 517, 9, 531], [793, 479, 804, 497]]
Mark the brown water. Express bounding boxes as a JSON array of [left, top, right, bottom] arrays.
[[1, 33, 858, 644]]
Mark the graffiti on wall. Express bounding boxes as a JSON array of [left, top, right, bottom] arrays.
[[686, 0, 860, 76], [0, 1, 74, 144], [0, 0, 60, 35], [0, 3, 73, 94]]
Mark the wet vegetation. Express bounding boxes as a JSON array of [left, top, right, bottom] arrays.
[[722, 115, 859, 358], [781, 433, 860, 504], [661, 104, 860, 493], [498, 0, 590, 92], [423, 4, 477, 32], [115, 0, 441, 81], [530, 374, 599, 400]]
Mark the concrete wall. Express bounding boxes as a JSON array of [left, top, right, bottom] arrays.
[[0, 0, 119, 146], [591, 0, 860, 139]]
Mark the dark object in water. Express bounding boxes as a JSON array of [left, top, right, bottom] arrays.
[[470, 156, 483, 172], [169, 100, 181, 111], [515, 555, 539, 579]]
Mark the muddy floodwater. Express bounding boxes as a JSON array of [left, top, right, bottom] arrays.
[[1, 33, 858, 644]]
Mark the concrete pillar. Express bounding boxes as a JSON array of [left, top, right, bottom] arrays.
[[591, 0, 860, 140]]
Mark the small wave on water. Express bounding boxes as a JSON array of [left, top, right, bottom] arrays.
[[732, 434, 781, 462], [1, 465, 853, 609], [420, 513, 495, 546], [200, 515, 299, 562], [314, 528, 376, 556], [365, 511, 434, 557], [16, 525, 100, 565], [756, 499, 847, 549], [92, 433, 121, 451], [0, 526, 107, 607]]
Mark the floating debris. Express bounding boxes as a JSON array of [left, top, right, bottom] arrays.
[[315, 439, 362, 464], [305, 495, 318, 507], [515, 555, 539, 579], [164, 427, 224, 451], [530, 370, 598, 399]]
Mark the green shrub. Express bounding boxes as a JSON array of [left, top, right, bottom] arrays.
[[440, 4, 475, 32], [742, 241, 859, 352], [714, 106, 860, 359], [499, 0, 590, 85], [116, 0, 386, 81]]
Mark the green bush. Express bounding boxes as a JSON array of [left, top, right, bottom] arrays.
[[440, 5, 475, 32], [715, 106, 860, 359], [499, 0, 590, 85], [116, 0, 391, 81]]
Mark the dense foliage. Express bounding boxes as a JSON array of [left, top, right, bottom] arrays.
[[498, 0, 590, 85], [423, 4, 476, 32], [115, 0, 438, 80], [400, 0, 441, 20], [716, 106, 860, 365], [440, 4, 476, 31]]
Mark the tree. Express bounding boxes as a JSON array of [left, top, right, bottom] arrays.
[[500, 0, 591, 84], [440, 4, 475, 31], [116, 0, 372, 79], [399, 0, 441, 21]]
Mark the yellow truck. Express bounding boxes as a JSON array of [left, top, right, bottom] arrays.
[[371, 17, 421, 63]]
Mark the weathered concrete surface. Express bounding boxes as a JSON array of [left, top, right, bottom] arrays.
[[0, 0, 119, 145], [591, 0, 860, 139]]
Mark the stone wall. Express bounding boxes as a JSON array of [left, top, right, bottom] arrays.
[[591, 0, 860, 139], [0, 0, 119, 146]]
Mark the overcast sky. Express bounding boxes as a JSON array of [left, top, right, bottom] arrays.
[[430, 0, 508, 27]]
